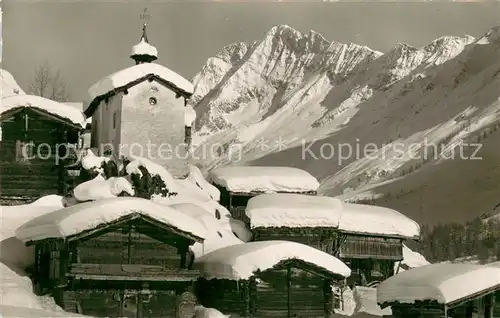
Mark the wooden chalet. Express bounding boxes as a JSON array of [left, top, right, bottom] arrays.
[[335, 203, 420, 287], [244, 194, 421, 287], [208, 166, 320, 221], [0, 95, 86, 201], [15, 197, 207, 318], [244, 193, 343, 252], [193, 240, 351, 318], [377, 263, 500, 318]]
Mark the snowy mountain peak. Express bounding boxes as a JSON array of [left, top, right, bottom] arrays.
[[190, 25, 382, 139], [214, 42, 250, 64], [478, 25, 500, 44]]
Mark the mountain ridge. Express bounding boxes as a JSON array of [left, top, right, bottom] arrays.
[[191, 24, 500, 226]]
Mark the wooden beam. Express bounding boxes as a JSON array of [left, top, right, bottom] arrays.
[[484, 293, 495, 318], [127, 223, 132, 264], [68, 274, 199, 282]]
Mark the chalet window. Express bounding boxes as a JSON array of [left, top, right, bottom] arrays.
[[15, 140, 35, 163], [113, 111, 117, 129], [149, 97, 157, 106]]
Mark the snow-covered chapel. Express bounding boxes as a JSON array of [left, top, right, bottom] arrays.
[[84, 23, 196, 177]]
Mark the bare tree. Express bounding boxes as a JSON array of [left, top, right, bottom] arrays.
[[28, 61, 70, 102]]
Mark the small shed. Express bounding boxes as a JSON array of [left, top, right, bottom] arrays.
[[15, 197, 207, 318], [245, 193, 342, 252], [208, 166, 320, 220], [377, 263, 500, 318], [193, 240, 351, 318], [0, 95, 86, 200], [336, 203, 420, 286]]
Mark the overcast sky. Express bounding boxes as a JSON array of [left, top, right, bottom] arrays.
[[2, 1, 500, 101]]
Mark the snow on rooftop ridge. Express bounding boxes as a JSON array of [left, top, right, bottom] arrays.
[[377, 263, 500, 306], [15, 197, 207, 243], [245, 193, 342, 229], [88, 63, 194, 101], [194, 240, 351, 281], [1, 94, 86, 127], [185, 105, 197, 127], [131, 38, 158, 58], [340, 203, 420, 238], [170, 202, 244, 257], [64, 102, 92, 125], [208, 166, 320, 193]]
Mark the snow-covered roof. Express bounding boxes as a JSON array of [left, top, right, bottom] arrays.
[[244, 194, 418, 238], [395, 244, 430, 272], [245, 193, 342, 228], [64, 102, 92, 125], [131, 38, 158, 58], [15, 197, 207, 243], [194, 240, 351, 281], [186, 164, 220, 201], [377, 263, 500, 306], [87, 63, 194, 106], [73, 175, 135, 201], [209, 166, 320, 194], [340, 203, 420, 238], [1, 94, 86, 128]]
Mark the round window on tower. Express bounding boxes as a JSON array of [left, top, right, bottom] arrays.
[[149, 97, 157, 106]]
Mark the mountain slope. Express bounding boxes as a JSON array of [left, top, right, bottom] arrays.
[[191, 25, 500, 225]]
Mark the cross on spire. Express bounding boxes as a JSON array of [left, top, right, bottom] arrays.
[[140, 8, 151, 42]]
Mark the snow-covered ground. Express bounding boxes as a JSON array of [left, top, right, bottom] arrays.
[[0, 195, 87, 317]]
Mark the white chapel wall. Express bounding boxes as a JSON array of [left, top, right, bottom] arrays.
[[120, 79, 187, 177]]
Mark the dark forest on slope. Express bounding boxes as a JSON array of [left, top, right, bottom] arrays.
[[410, 217, 500, 263]]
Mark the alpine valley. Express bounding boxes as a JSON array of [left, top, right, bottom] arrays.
[[190, 24, 500, 226]]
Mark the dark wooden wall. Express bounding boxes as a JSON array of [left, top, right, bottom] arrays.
[[253, 228, 337, 253], [196, 267, 334, 318], [195, 279, 248, 316], [68, 289, 177, 318], [57, 221, 197, 317], [254, 268, 328, 318], [75, 223, 184, 268], [0, 108, 80, 199]]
